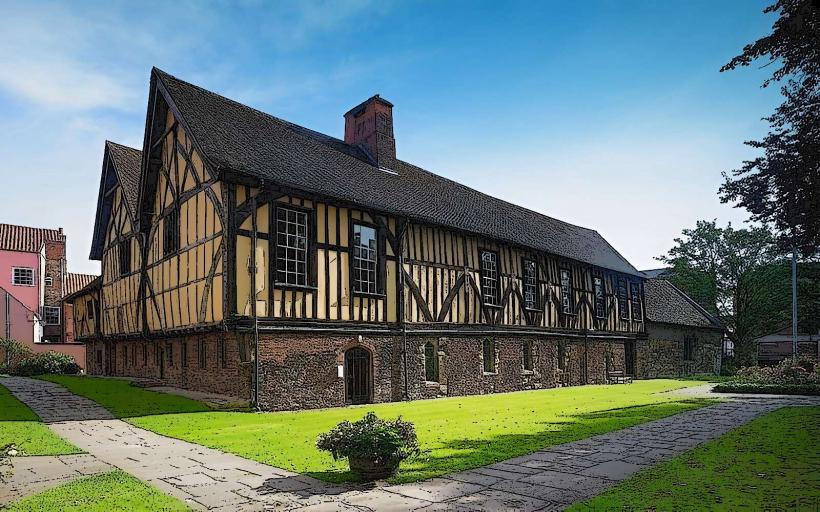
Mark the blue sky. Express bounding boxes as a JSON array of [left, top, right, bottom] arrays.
[[0, 0, 780, 274]]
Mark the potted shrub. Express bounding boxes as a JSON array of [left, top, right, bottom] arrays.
[[317, 412, 419, 481]]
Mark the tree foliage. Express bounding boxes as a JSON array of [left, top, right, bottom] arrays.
[[659, 220, 783, 364], [720, 0, 820, 255]]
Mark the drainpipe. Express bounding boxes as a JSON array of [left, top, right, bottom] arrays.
[[249, 196, 261, 411], [399, 218, 409, 400]]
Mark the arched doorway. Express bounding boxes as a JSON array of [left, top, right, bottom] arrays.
[[344, 347, 372, 404]]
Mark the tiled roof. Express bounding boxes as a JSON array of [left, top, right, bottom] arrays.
[[106, 141, 142, 221], [154, 68, 642, 277], [64, 273, 99, 298], [641, 268, 671, 279], [644, 279, 723, 329], [0, 223, 64, 254]]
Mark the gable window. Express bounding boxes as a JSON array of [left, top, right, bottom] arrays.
[[12, 267, 34, 286], [482, 338, 496, 373], [86, 299, 95, 320], [424, 341, 439, 382], [352, 223, 378, 294], [119, 239, 131, 276], [523, 340, 533, 371], [617, 278, 629, 320], [522, 259, 538, 310], [276, 207, 309, 286], [480, 250, 499, 306], [630, 282, 643, 321], [560, 268, 573, 314], [163, 207, 180, 256], [198, 339, 207, 369], [593, 277, 606, 319], [683, 336, 696, 361], [44, 276, 53, 287]]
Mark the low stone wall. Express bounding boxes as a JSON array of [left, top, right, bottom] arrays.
[[84, 331, 639, 411], [638, 323, 722, 378], [84, 333, 252, 399]]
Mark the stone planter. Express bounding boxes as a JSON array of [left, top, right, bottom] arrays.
[[348, 456, 400, 481]]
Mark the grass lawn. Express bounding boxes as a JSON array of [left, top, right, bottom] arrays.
[[3, 470, 190, 511], [41, 376, 712, 483], [570, 406, 820, 511], [0, 381, 81, 456]]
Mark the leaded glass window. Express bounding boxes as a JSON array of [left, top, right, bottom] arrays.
[[483, 338, 496, 373], [593, 276, 606, 318], [523, 340, 533, 371], [630, 282, 643, 321], [352, 223, 378, 294], [523, 259, 538, 310], [560, 268, 573, 314], [618, 278, 629, 320], [480, 251, 499, 306], [276, 207, 309, 286]]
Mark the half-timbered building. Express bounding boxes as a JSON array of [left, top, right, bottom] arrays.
[[72, 68, 650, 410]]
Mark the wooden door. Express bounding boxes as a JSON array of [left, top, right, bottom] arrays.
[[624, 340, 636, 376], [345, 348, 371, 404]]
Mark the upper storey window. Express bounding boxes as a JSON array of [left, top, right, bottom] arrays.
[[276, 207, 309, 286], [522, 259, 538, 310], [560, 268, 573, 314], [630, 282, 643, 321], [480, 250, 499, 306], [119, 239, 131, 277], [163, 207, 179, 257], [352, 223, 378, 294], [618, 278, 630, 320], [12, 267, 34, 286], [43, 306, 60, 325], [593, 276, 606, 319]]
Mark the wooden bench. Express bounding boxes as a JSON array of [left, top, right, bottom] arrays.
[[607, 370, 633, 384]]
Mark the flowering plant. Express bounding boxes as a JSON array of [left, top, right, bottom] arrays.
[[733, 358, 819, 386]]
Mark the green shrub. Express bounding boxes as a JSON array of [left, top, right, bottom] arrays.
[[12, 352, 81, 377], [713, 383, 820, 395], [316, 412, 419, 465]]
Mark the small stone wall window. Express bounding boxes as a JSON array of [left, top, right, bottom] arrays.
[[167, 343, 173, 366], [12, 267, 34, 286], [630, 282, 643, 321], [560, 268, 573, 314], [45, 276, 53, 287], [684, 336, 696, 361], [182, 342, 189, 368], [238, 336, 250, 363], [593, 277, 606, 319], [42, 306, 60, 325], [557, 341, 567, 370], [122, 345, 128, 367], [424, 341, 439, 382], [142, 344, 148, 366], [522, 259, 538, 310], [219, 338, 227, 369], [198, 339, 207, 369], [617, 278, 629, 320], [480, 250, 499, 306], [523, 340, 533, 371], [482, 338, 496, 373]]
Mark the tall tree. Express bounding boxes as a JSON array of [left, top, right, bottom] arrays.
[[720, 0, 820, 256], [658, 220, 783, 364]]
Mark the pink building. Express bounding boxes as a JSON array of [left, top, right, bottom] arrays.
[[0, 223, 94, 368]]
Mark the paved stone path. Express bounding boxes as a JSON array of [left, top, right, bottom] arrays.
[[1, 454, 112, 505], [2, 376, 818, 511]]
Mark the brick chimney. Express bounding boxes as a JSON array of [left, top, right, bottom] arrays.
[[344, 95, 396, 169]]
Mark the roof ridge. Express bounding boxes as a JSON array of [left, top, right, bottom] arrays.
[[0, 222, 63, 234], [154, 69, 615, 247]]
